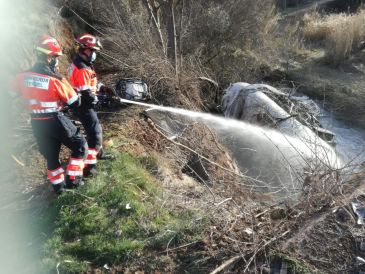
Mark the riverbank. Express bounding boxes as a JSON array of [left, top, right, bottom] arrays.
[[285, 49, 365, 129]]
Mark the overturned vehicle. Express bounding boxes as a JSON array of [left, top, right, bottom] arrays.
[[219, 83, 341, 194], [221, 82, 336, 145]]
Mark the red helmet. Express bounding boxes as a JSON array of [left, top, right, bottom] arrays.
[[76, 33, 102, 51], [35, 35, 62, 56]]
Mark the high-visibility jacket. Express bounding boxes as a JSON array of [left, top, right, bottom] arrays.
[[68, 55, 101, 168], [12, 63, 78, 118], [68, 55, 98, 94], [11, 63, 85, 185]]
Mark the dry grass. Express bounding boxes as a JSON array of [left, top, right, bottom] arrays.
[[303, 9, 365, 65]]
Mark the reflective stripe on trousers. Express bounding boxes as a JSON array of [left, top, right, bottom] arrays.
[[84, 148, 98, 165], [66, 157, 84, 179], [47, 166, 65, 185]]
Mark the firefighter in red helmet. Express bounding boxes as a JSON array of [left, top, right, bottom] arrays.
[[11, 35, 87, 194], [69, 33, 114, 177]]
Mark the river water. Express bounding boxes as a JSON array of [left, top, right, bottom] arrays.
[[318, 104, 365, 167]]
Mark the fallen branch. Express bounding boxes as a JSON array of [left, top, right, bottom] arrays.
[[160, 240, 200, 254], [210, 255, 241, 274], [198, 76, 219, 88], [214, 197, 233, 207], [11, 154, 24, 167], [243, 230, 290, 272]]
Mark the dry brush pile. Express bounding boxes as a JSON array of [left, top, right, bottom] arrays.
[[58, 0, 288, 109]]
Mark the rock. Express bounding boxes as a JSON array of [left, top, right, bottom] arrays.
[[110, 208, 118, 216], [352, 203, 365, 225], [243, 228, 254, 235], [114, 230, 123, 237], [335, 207, 351, 223]]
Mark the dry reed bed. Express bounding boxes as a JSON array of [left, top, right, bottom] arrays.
[[303, 9, 365, 64]]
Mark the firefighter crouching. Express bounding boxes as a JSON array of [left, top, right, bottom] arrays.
[[11, 35, 87, 194], [69, 33, 114, 177]]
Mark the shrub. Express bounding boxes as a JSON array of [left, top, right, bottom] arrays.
[[62, 0, 284, 106], [303, 9, 365, 65]]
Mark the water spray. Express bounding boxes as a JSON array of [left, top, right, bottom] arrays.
[[117, 98, 342, 189]]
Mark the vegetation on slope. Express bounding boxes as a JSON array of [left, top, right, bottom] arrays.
[[42, 151, 207, 273], [60, 0, 291, 108]]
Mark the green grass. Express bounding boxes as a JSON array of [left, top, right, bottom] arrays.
[[42, 152, 206, 273], [272, 253, 312, 274]]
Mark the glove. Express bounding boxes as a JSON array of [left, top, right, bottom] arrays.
[[80, 90, 98, 106], [110, 95, 121, 103], [99, 85, 117, 96], [68, 94, 82, 110]]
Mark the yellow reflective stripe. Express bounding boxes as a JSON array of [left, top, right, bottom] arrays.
[[35, 46, 52, 55]]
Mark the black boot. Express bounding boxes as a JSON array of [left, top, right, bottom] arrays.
[[83, 164, 97, 178], [52, 182, 65, 195], [65, 176, 84, 189], [98, 153, 115, 160], [97, 148, 115, 161]]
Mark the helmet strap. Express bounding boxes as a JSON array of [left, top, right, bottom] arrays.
[[49, 57, 59, 73], [79, 48, 95, 63]]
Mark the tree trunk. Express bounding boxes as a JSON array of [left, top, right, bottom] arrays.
[[281, 0, 287, 9], [142, 0, 166, 56], [165, 0, 178, 73], [178, 0, 184, 78], [172, 0, 178, 75], [145, 0, 179, 73]]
